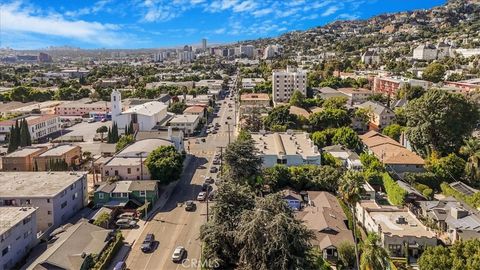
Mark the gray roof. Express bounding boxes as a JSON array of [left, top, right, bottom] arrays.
[[129, 180, 157, 191], [397, 180, 425, 199], [450, 181, 478, 196], [27, 221, 112, 270], [0, 172, 86, 197], [39, 145, 78, 157], [358, 101, 393, 115], [117, 138, 174, 158]]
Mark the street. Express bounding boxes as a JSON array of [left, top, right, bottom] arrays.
[[125, 88, 237, 270]]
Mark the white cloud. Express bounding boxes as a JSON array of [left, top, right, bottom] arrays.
[[252, 8, 272, 17], [65, 0, 112, 17], [321, 5, 339, 17], [233, 0, 257, 12], [214, 28, 226, 34], [0, 1, 125, 46]]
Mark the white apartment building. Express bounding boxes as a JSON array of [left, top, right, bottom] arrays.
[[0, 115, 61, 142], [263, 44, 283, 59], [178, 51, 194, 63], [272, 66, 307, 105], [356, 200, 437, 259], [241, 78, 265, 90], [168, 114, 200, 134], [0, 207, 37, 270], [251, 131, 321, 167], [0, 172, 88, 235]]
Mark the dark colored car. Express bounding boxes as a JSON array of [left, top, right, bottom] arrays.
[[113, 261, 126, 270], [185, 200, 196, 211], [141, 233, 155, 252], [209, 167, 218, 173], [204, 177, 215, 184]]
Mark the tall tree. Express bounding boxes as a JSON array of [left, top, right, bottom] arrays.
[[7, 124, 18, 153], [360, 233, 390, 270], [405, 89, 479, 156], [422, 62, 446, 83], [235, 194, 314, 270], [460, 138, 480, 186], [19, 119, 31, 147], [338, 170, 365, 270], [289, 90, 306, 108], [263, 105, 298, 130], [223, 132, 262, 182], [309, 109, 351, 131], [144, 145, 184, 185]]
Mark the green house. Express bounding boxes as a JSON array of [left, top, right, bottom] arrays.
[[94, 180, 159, 208]]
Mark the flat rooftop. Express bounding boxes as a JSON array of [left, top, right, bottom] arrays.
[[5, 146, 46, 158], [169, 114, 199, 124], [39, 144, 78, 157], [0, 207, 37, 235], [252, 132, 319, 158], [0, 171, 86, 197], [370, 210, 435, 238]]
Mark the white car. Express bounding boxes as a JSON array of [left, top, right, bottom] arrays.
[[172, 246, 186, 263], [197, 191, 207, 201]]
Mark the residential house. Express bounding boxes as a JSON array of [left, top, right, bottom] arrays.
[[241, 78, 265, 90], [337, 88, 373, 105], [316, 87, 349, 100], [360, 131, 425, 174], [296, 192, 354, 262], [102, 137, 182, 180], [94, 180, 159, 209], [1, 146, 47, 171], [168, 114, 200, 134], [183, 106, 206, 119], [322, 145, 362, 170], [357, 101, 395, 130], [26, 221, 113, 270], [240, 93, 270, 107], [356, 200, 437, 259], [418, 197, 480, 243], [281, 189, 304, 210], [361, 50, 380, 65]]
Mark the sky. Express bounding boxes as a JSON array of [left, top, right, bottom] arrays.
[[0, 0, 446, 50]]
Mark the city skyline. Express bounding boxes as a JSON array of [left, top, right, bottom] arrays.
[[1, 0, 446, 50]]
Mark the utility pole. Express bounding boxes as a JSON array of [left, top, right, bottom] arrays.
[[206, 184, 210, 222], [227, 123, 231, 145]]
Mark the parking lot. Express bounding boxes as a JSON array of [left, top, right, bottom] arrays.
[[60, 120, 112, 142]]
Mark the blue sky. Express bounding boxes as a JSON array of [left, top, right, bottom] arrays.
[[0, 0, 446, 50]]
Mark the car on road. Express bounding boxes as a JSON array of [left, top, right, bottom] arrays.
[[172, 246, 187, 263], [202, 183, 213, 192], [211, 130, 217, 134], [201, 138, 206, 142], [209, 167, 218, 173], [185, 200, 196, 211], [116, 219, 137, 229], [87, 117, 95, 123], [113, 261, 126, 270], [227, 116, 231, 120], [197, 191, 207, 201], [212, 159, 220, 165], [141, 233, 155, 252]]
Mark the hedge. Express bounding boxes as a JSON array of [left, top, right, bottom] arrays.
[[92, 231, 124, 270], [382, 173, 407, 206], [441, 182, 480, 209]]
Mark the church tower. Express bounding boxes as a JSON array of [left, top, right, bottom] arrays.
[[111, 89, 122, 123]]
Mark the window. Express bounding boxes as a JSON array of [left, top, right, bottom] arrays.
[[127, 168, 131, 174], [61, 201, 67, 209], [47, 211, 52, 215], [122, 193, 128, 198], [2, 247, 9, 256], [114, 170, 119, 176], [48, 223, 52, 227], [139, 191, 146, 196], [105, 171, 109, 176], [99, 193, 104, 199], [46, 198, 50, 203]]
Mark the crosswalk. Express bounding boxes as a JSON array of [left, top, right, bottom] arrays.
[[188, 150, 217, 156]]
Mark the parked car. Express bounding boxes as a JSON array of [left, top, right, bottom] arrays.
[[116, 219, 137, 229], [172, 246, 186, 263], [87, 117, 95, 123], [204, 177, 215, 184], [212, 159, 220, 165], [185, 200, 196, 211], [211, 130, 217, 134], [113, 261, 126, 270], [101, 118, 107, 122], [118, 212, 136, 220], [197, 191, 207, 201], [201, 138, 206, 142], [209, 167, 218, 173], [202, 183, 212, 192], [227, 116, 232, 120], [141, 233, 155, 252]]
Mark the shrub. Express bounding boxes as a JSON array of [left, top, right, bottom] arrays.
[[382, 173, 407, 206]]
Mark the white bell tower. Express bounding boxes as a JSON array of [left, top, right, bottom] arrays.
[[111, 89, 122, 123]]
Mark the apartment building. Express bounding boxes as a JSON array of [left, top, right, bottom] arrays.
[[168, 114, 200, 134], [373, 76, 430, 95], [241, 78, 265, 90], [0, 115, 61, 142], [0, 207, 37, 270], [54, 99, 110, 116], [356, 200, 437, 259], [33, 144, 82, 171], [272, 66, 307, 105], [338, 88, 373, 105], [0, 172, 88, 234], [251, 131, 321, 167], [240, 93, 270, 107], [1, 146, 47, 171]]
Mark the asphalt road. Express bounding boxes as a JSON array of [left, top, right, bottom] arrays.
[[125, 91, 237, 270]]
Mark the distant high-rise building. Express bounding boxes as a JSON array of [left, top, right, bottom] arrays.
[[202, 38, 207, 52], [263, 44, 283, 59], [38, 52, 52, 63], [153, 52, 164, 62], [272, 66, 307, 105]]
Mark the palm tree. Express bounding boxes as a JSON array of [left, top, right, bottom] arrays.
[[360, 233, 390, 270], [338, 170, 365, 270], [460, 138, 480, 186]]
